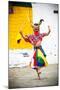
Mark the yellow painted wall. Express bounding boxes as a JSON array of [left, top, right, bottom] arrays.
[[9, 6, 33, 49]]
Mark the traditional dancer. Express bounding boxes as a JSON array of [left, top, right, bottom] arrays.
[[20, 19, 51, 80]]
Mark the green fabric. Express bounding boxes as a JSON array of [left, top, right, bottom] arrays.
[[36, 49, 45, 64], [37, 57, 45, 64]]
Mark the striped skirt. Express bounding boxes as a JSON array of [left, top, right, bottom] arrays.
[[30, 47, 48, 69]]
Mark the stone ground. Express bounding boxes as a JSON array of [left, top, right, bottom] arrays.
[[8, 64, 58, 89]]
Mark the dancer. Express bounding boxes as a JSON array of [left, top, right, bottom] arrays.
[[19, 19, 51, 80]]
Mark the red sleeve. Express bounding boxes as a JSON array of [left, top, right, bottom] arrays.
[[28, 35, 35, 44], [23, 35, 30, 42]]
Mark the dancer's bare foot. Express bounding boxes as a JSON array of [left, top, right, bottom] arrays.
[[35, 68, 42, 80], [37, 72, 41, 80]]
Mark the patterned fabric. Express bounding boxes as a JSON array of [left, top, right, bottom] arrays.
[[28, 32, 48, 69], [30, 48, 48, 69], [28, 33, 46, 44]]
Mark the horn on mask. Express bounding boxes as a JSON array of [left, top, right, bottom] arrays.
[[38, 19, 44, 26]]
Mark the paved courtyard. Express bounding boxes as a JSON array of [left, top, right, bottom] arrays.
[[9, 64, 58, 88]]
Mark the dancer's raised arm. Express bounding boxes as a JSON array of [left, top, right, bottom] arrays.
[[19, 31, 29, 42], [42, 26, 51, 37], [46, 26, 51, 36]]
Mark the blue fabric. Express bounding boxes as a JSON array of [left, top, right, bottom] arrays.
[[34, 45, 46, 57], [37, 60, 44, 67], [39, 46, 46, 57], [37, 57, 45, 67]]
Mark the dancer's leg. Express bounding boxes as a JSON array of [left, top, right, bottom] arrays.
[[35, 68, 41, 80]]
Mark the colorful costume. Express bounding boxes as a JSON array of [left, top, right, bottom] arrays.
[[31, 46, 48, 69], [28, 32, 48, 69]]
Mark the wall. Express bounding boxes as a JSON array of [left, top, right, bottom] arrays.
[[9, 6, 33, 49]]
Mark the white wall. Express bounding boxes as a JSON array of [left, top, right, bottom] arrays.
[[32, 3, 58, 64]]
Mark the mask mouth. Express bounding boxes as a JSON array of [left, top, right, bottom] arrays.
[[34, 31, 39, 36]]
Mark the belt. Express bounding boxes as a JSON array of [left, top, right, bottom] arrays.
[[34, 46, 41, 49]]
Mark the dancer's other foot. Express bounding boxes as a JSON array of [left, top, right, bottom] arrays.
[[38, 76, 41, 80], [38, 72, 41, 80]]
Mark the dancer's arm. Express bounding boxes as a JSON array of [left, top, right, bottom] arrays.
[[20, 31, 36, 45], [42, 26, 51, 37], [19, 31, 29, 42], [46, 26, 51, 36]]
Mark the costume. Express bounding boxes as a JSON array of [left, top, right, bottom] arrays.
[[31, 46, 48, 69], [28, 32, 48, 69]]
